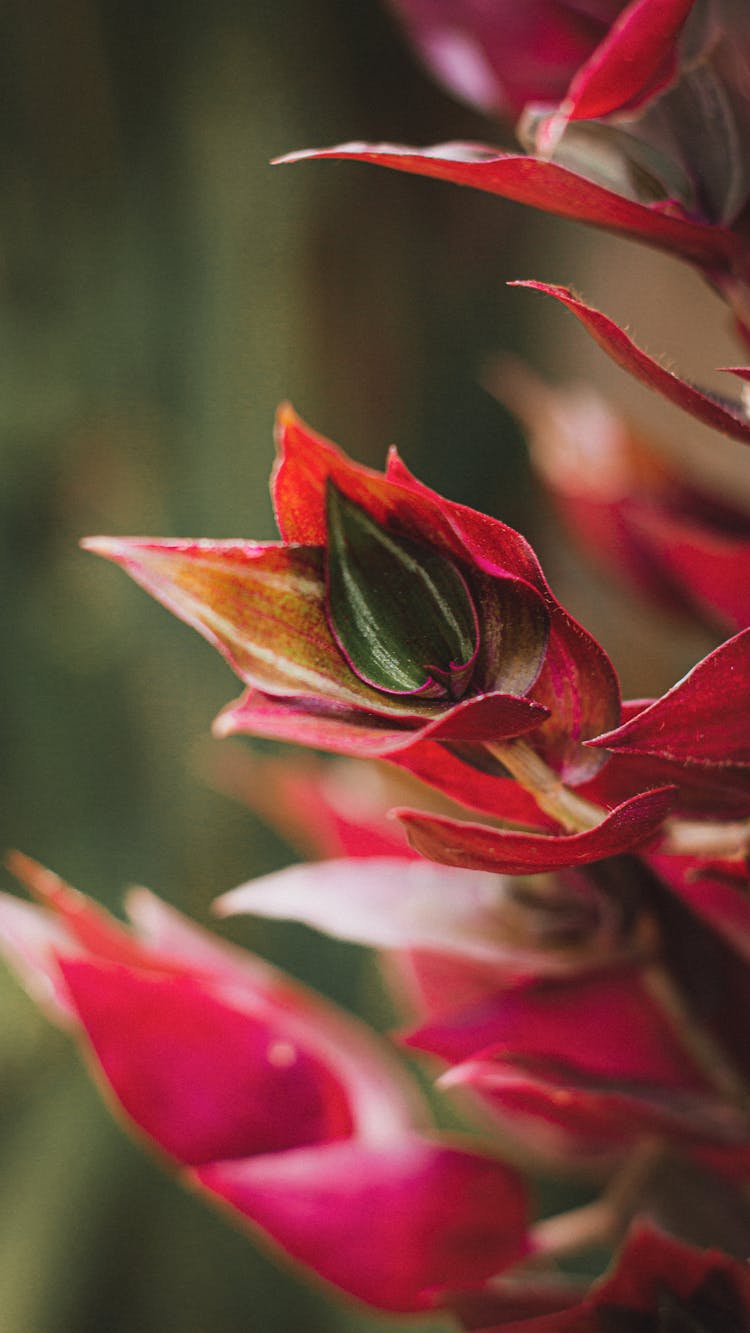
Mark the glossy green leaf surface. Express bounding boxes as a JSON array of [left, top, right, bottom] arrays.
[[325, 482, 479, 699]]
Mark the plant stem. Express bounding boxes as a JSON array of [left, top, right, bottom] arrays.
[[665, 816, 750, 860], [531, 1140, 663, 1259], [485, 737, 604, 833]]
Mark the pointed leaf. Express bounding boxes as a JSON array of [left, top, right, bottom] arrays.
[[273, 404, 397, 544], [515, 283, 750, 445], [582, 746, 750, 821], [277, 143, 739, 271], [589, 629, 750, 765], [562, 0, 695, 122], [82, 537, 433, 717], [396, 746, 557, 828], [470, 570, 549, 697], [530, 615, 620, 784]]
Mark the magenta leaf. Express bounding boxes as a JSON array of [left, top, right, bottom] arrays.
[[562, 0, 695, 123], [398, 787, 676, 874], [585, 1225, 750, 1331], [649, 853, 750, 966], [214, 686, 549, 757], [589, 630, 750, 766]]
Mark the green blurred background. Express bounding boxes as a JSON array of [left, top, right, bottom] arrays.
[[0, 3, 543, 1329]]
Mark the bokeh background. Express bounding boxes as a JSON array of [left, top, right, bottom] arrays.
[[1, 2, 746, 1330]]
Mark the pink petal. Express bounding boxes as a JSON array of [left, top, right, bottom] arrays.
[[216, 856, 556, 967], [0, 864, 423, 1144], [58, 957, 355, 1166], [398, 787, 675, 874], [195, 1136, 528, 1311], [406, 966, 710, 1089], [387, 0, 619, 117], [1, 869, 535, 1311], [7, 851, 169, 971], [0, 890, 77, 1022], [386, 950, 531, 1025], [589, 630, 750, 765], [277, 143, 738, 270], [514, 282, 750, 445], [120, 890, 424, 1142]]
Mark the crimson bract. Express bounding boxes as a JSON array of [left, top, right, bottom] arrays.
[[0, 853, 529, 1312]]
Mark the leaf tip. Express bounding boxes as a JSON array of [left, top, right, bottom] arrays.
[[80, 535, 133, 565], [5, 851, 66, 904]]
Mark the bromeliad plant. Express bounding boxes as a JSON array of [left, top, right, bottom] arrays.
[[4, 0, 750, 1326]]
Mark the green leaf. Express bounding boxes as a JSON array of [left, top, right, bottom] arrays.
[[325, 482, 479, 698]]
